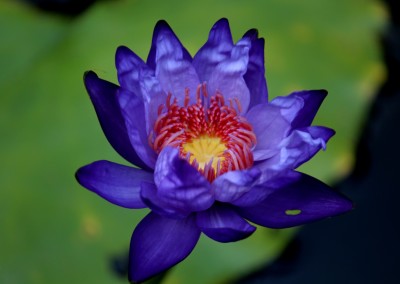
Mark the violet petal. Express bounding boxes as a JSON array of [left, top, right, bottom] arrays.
[[141, 182, 191, 219], [232, 170, 301, 207], [271, 90, 327, 128], [245, 103, 291, 161], [151, 21, 200, 105], [208, 37, 251, 114], [115, 46, 167, 135], [242, 29, 268, 107], [147, 20, 192, 70], [193, 18, 234, 82], [153, 147, 214, 213], [196, 205, 256, 243], [118, 89, 158, 169], [260, 126, 335, 171], [238, 173, 353, 228], [83, 71, 149, 169], [75, 160, 153, 208], [115, 46, 154, 99], [129, 212, 200, 282], [212, 168, 261, 203], [231, 184, 276, 207]]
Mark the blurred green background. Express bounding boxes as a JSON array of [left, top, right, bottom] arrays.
[[0, 0, 386, 283]]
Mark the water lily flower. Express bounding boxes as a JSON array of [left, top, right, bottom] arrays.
[[76, 18, 352, 283]]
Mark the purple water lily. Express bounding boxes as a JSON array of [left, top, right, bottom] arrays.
[[76, 18, 352, 283]]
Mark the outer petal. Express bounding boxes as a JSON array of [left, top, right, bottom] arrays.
[[115, 46, 154, 99], [150, 21, 200, 105], [242, 29, 268, 108], [245, 103, 291, 161], [193, 18, 234, 82], [75, 160, 153, 208], [129, 212, 200, 282], [232, 170, 301, 207], [271, 90, 327, 128], [118, 89, 158, 169], [260, 126, 335, 171], [152, 147, 214, 215], [238, 173, 353, 228], [212, 168, 261, 203], [83, 71, 149, 169], [147, 20, 192, 70], [231, 184, 276, 207], [196, 205, 256, 243], [208, 37, 251, 114], [115, 46, 168, 135]]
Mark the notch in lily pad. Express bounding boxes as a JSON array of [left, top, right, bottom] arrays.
[[285, 209, 302, 216]]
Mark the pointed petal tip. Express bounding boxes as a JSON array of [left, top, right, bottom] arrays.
[[116, 45, 130, 53], [75, 166, 84, 184], [319, 89, 328, 95], [155, 19, 170, 27], [83, 70, 97, 84], [210, 18, 232, 42], [218, 17, 229, 22], [325, 127, 336, 140], [214, 17, 229, 27], [307, 89, 328, 100], [115, 45, 132, 60], [83, 70, 112, 96], [243, 28, 259, 39], [153, 19, 173, 35]]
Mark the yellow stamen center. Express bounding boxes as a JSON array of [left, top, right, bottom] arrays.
[[182, 136, 227, 171]]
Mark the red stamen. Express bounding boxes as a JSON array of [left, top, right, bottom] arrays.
[[234, 97, 242, 113], [184, 88, 190, 107], [166, 93, 172, 108]]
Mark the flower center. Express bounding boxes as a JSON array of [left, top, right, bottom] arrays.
[[149, 84, 256, 182], [182, 135, 227, 171]]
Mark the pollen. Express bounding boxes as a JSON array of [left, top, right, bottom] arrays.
[[150, 84, 256, 182]]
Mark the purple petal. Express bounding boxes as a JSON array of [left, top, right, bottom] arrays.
[[208, 37, 251, 114], [245, 103, 291, 161], [212, 168, 261, 203], [196, 205, 256, 243], [141, 182, 189, 219], [83, 71, 149, 169], [231, 184, 276, 207], [115, 46, 154, 99], [232, 170, 301, 207], [118, 89, 158, 169], [115, 46, 167, 134], [129, 212, 200, 282], [149, 21, 200, 105], [75, 160, 153, 208], [242, 29, 268, 108], [271, 90, 327, 128], [238, 173, 353, 228], [260, 126, 335, 171], [147, 20, 192, 70], [152, 147, 214, 215], [193, 18, 234, 82]]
